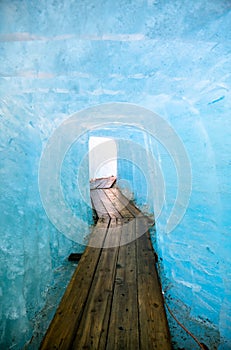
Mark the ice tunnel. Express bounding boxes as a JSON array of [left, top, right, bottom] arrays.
[[0, 0, 231, 349]]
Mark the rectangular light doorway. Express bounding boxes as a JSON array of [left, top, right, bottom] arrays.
[[89, 136, 117, 180]]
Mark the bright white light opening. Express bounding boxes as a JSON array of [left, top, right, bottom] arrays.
[[89, 137, 117, 179]]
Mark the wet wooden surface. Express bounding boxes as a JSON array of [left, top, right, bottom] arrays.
[[40, 177, 171, 350]]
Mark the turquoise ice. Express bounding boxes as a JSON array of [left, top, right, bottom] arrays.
[[0, 0, 230, 348]]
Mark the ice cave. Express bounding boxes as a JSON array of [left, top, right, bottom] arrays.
[[0, 0, 231, 349]]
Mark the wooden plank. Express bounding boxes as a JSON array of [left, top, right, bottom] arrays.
[[119, 219, 137, 246], [101, 176, 116, 189], [90, 176, 116, 190], [71, 219, 122, 349], [96, 178, 110, 189], [40, 218, 110, 350], [41, 178, 171, 350], [97, 189, 122, 219], [136, 217, 171, 350], [90, 182, 97, 190], [110, 187, 141, 217], [90, 189, 110, 219], [97, 176, 116, 189], [104, 188, 134, 218], [95, 178, 108, 188], [111, 188, 155, 228], [106, 219, 139, 350], [90, 178, 102, 190]]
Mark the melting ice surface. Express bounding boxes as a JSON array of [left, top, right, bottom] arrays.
[[0, 0, 231, 349]]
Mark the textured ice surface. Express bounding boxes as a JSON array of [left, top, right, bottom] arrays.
[[0, 0, 231, 348]]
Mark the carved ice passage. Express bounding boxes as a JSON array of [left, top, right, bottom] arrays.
[[0, 0, 231, 349]]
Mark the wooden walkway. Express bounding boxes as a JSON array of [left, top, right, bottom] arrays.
[[40, 177, 171, 350]]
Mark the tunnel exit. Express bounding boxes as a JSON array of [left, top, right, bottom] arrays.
[[89, 136, 117, 180]]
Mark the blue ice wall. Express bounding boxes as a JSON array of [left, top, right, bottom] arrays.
[[0, 0, 231, 349]]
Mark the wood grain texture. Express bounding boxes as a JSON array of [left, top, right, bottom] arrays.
[[136, 217, 171, 350], [104, 188, 134, 218], [110, 187, 141, 217], [106, 220, 139, 350], [90, 189, 110, 219], [90, 176, 116, 190], [71, 220, 122, 349], [40, 219, 110, 350], [97, 189, 122, 219], [40, 178, 171, 350]]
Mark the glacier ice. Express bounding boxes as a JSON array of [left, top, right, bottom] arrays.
[[0, 0, 231, 348]]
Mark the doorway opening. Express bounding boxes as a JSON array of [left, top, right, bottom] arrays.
[[89, 136, 117, 180]]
